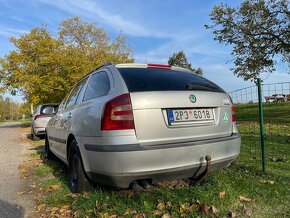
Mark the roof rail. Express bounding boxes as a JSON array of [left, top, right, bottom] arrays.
[[75, 62, 113, 84], [95, 62, 113, 70]]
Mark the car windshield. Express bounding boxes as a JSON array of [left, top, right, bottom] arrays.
[[117, 67, 225, 93], [40, 105, 59, 115]]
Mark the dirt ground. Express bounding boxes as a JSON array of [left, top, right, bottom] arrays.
[[0, 122, 35, 218]]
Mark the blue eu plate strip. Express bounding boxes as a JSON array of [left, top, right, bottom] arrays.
[[168, 109, 174, 123]]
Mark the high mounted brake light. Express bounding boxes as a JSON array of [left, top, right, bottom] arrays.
[[101, 93, 135, 130], [147, 64, 171, 69]]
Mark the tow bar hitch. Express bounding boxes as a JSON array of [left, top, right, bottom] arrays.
[[191, 155, 212, 182]]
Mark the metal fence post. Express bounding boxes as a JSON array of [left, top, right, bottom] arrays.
[[257, 78, 266, 172]]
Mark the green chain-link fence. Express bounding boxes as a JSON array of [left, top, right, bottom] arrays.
[[229, 81, 290, 172]]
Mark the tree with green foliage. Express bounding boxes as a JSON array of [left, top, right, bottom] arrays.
[[205, 0, 289, 81], [0, 96, 29, 121], [0, 17, 134, 105], [168, 50, 203, 75]]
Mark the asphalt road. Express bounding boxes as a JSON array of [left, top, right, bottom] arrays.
[[0, 122, 33, 218]]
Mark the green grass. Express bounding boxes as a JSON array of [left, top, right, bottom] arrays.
[[235, 101, 290, 124], [31, 102, 290, 217], [33, 165, 54, 176], [31, 122, 289, 217]]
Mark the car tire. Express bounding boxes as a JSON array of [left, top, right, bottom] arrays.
[[31, 127, 40, 141], [44, 133, 53, 159], [68, 139, 91, 193]]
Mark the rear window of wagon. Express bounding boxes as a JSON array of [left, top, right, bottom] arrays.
[[117, 68, 225, 93]]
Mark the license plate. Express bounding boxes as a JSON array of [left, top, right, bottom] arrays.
[[167, 108, 214, 124]]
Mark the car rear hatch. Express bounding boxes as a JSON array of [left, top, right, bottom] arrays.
[[34, 105, 59, 126], [117, 65, 234, 145]]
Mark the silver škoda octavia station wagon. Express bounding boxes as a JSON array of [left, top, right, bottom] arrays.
[[45, 63, 241, 192]]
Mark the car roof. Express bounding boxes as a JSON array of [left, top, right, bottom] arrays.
[[115, 63, 194, 73]]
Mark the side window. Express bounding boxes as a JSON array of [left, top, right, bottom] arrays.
[[58, 93, 70, 112], [75, 77, 89, 105], [65, 79, 87, 108], [83, 71, 110, 101]]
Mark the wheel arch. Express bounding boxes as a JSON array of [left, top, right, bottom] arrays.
[[67, 134, 77, 161], [66, 134, 92, 185]]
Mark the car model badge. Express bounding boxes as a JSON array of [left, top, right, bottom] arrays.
[[189, 94, 196, 103]]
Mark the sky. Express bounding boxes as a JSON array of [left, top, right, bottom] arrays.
[[0, 0, 289, 102]]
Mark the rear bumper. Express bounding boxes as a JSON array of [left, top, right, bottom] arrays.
[[81, 134, 241, 188], [87, 156, 237, 188], [34, 127, 46, 136]]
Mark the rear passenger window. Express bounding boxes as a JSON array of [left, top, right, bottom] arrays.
[[41, 105, 58, 115], [66, 79, 87, 108], [117, 68, 225, 93], [83, 71, 110, 101]]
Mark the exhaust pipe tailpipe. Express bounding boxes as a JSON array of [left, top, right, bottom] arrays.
[[139, 180, 152, 189], [131, 181, 142, 193]]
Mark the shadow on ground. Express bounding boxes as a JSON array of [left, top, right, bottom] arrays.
[[0, 199, 24, 218], [32, 141, 117, 193]]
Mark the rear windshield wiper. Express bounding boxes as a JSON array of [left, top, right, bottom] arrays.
[[185, 83, 207, 91], [185, 83, 219, 92]]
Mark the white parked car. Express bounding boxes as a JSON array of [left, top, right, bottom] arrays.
[[31, 104, 59, 140], [45, 63, 241, 192]]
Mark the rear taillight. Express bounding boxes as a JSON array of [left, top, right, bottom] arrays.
[[231, 105, 236, 122], [101, 93, 135, 130], [34, 115, 44, 121]]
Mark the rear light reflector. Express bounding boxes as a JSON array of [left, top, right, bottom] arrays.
[[101, 93, 135, 130], [231, 106, 236, 122], [147, 64, 171, 69]]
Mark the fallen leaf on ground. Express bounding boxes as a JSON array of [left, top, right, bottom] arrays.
[[123, 209, 137, 216], [50, 184, 60, 190], [200, 203, 209, 216], [98, 212, 110, 218], [219, 191, 226, 199], [82, 192, 89, 199], [268, 156, 286, 162], [260, 179, 275, 185], [37, 204, 46, 212], [150, 210, 162, 216], [66, 193, 79, 198], [73, 209, 81, 217], [101, 204, 109, 209], [210, 205, 219, 215], [157, 202, 165, 210], [190, 201, 201, 211], [20, 168, 28, 173], [162, 213, 172, 218], [228, 211, 237, 218], [61, 205, 71, 210], [133, 214, 146, 218], [17, 191, 26, 195], [179, 203, 190, 214], [239, 195, 252, 202], [165, 201, 173, 209]]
